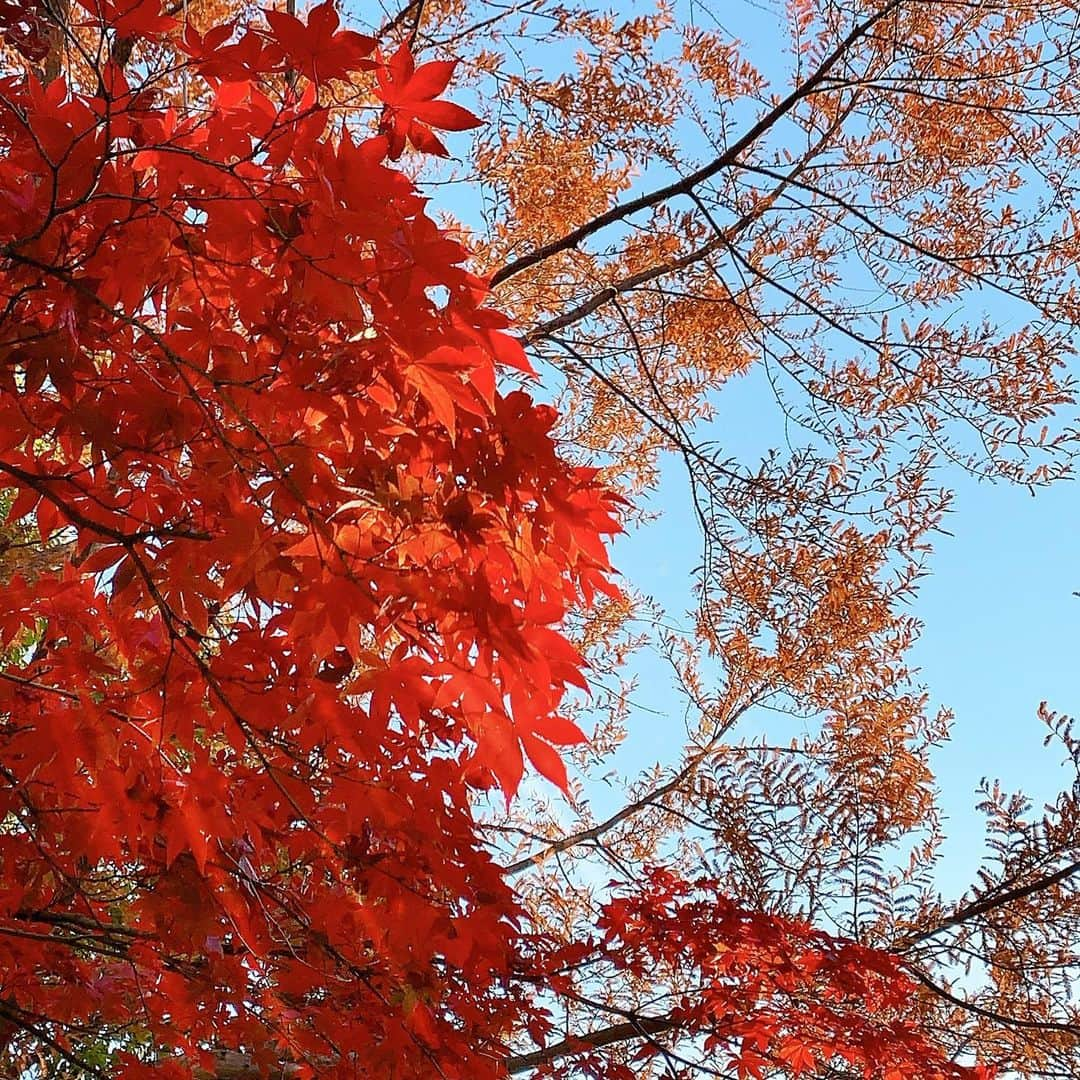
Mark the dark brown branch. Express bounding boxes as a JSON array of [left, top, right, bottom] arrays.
[[523, 238, 726, 344], [488, 0, 903, 288], [505, 1016, 678, 1074], [523, 92, 859, 344], [380, 0, 424, 40], [0, 460, 212, 547], [909, 966, 1080, 1036], [188, 1015, 679, 1079], [899, 859, 1080, 949]]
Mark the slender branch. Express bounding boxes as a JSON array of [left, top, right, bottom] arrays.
[[505, 1016, 678, 1074], [0, 460, 212, 546], [909, 967, 1080, 1036], [523, 238, 725, 344], [899, 859, 1080, 949], [489, 0, 903, 287], [187, 1016, 680, 1079], [523, 92, 860, 344], [501, 700, 755, 876]]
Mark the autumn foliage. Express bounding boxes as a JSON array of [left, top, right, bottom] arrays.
[[0, 0, 1073, 1078], [0, 1, 620, 1073]]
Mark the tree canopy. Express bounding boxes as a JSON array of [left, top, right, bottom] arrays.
[[2, 1, 1080, 1078]]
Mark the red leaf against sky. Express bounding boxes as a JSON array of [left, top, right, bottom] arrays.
[[264, 0, 375, 84], [376, 41, 483, 158]]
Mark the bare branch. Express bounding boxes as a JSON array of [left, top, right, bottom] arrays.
[[506, 1016, 678, 1074]]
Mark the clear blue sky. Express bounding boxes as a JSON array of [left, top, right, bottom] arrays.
[[611, 361, 1078, 901], [399, 0, 1080, 902]]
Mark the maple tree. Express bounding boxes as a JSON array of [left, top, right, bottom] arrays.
[[2, 0, 1080, 1079]]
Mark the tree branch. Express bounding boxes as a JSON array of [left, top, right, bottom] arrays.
[[523, 91, 860, 345], [909, 966, 1080, 1036], [187, 1015, 681, 1078], [505, 1015, 678, 1074], [500, 700, 756, 876], [899, 859, 1080, 949], [489, 0, 903, 288]]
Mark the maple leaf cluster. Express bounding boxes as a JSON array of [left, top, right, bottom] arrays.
[[595, 869, 995, 1080], [0, 2, 615, 1075]]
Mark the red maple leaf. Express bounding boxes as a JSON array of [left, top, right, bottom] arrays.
[[263, 0, 375, 84], [375, 42, 482, 158], [74, 0, 177, 39]]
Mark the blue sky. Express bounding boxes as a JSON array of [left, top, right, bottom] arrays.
[[610, 356, 1078, 901], [399, 0, 1080, 902], [603, 0, 1077, 903]]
